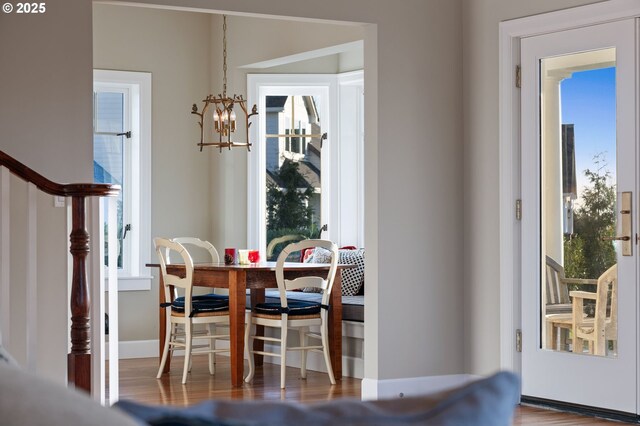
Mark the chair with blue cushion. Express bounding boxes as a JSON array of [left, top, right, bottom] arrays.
[[154, 238, 230, 384], [170, 237, 228, 302], [244, 239, 339, 389]]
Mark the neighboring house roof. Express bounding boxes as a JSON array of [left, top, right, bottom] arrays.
[[307, 142, 320, 158], [266, 169, 282, 187], [267, 160, 320, 191], [298, 161, 320, 189]]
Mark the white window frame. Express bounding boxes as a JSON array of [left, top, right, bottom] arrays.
[[337, 70, 365, 248], [248, 71, 365, 254], [94, 70, 152, 291]]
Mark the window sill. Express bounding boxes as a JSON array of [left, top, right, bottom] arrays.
[[104, 275, 153, 292]]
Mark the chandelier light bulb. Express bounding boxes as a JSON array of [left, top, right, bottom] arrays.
[[213, 110, 220, 131]]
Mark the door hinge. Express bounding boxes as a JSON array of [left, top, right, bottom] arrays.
[[515, 65, 521, 88], [515, 199, 522, 221], [516, 329, 522, 352]]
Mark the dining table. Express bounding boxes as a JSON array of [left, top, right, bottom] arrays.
[[147, 261, 349, 387]]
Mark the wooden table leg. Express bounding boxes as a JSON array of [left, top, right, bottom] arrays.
[[158, 275, 171, 373], [328, 272, 343, 380], [229, 270, 246, 387], [250, 289, 265, 367]]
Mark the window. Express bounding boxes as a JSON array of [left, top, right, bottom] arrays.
[[93, 70, 152, 291], [248, 72, 364, 258]]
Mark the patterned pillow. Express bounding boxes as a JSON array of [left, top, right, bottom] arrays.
[[311, 247, 365, 296]]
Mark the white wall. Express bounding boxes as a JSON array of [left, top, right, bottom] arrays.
[[93, 4, 214, 341], [0, 0, 92, 382], [461, 0, 604, 375], [1, 0, 466, 386]]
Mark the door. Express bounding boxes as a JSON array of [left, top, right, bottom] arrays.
[[521, 19, 637, 413]]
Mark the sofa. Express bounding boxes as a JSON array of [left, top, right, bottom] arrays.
[[0, 343, 520, 426]]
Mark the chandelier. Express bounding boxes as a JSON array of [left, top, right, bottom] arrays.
[[191, 15, 258, 152]]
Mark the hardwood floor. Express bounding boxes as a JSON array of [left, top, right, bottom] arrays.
[[116, 356, 631, 424], [117, 355, 360, 406]]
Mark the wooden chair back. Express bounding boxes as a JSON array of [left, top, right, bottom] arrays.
[[167, 237, 219, 264], [275, 239, 338, 309], [545, 255, 570, 305], [154, 237, 195, 313], [595, 263, 617, 348]]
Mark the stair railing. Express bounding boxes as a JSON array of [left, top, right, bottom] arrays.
[[0, 150, 119, 394]]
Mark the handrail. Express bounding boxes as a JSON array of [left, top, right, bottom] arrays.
[[0, 150, 119, 197], [0, 149, 119, 394]]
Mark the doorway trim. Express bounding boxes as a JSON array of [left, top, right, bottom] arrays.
[[498, 0, 640, 374]]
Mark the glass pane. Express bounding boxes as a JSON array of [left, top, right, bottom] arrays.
[[95, 92, 124, 133], [265, 95, 322, 260], [94, 91, 125, 269], [541, 48, 618, 357]]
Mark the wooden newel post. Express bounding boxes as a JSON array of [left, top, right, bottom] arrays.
[[68, 195, 91, 393]]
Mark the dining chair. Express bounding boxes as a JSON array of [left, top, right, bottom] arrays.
[[244, 239, 339, 389], [170, 237, 220, 263], [154, 237, 230, 384], [170, 237, 228, 301], [571, 263, 617, 356], [544, 255, 597, 350], [170, 237, 229, 375]]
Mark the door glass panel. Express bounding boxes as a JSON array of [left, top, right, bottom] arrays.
[[264, 95, 323, 260], [541, 48, 618, 357]]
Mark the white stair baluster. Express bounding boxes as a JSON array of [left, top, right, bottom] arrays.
[[89, 197, 105, 403], [0, 167, 9, 348], [26, 183, 37, 370], [107, 195, 119, 404]]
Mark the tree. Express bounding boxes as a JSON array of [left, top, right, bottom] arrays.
[[266, 159, 315, 232], [265, 159, 319, 260], [564, 154, 616, 279]]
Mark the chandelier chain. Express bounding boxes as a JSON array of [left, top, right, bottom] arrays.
[[222, 15, 227, 97]]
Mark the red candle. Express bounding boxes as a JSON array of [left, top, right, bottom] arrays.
[[248, 250, 260, 264], [224, 248, 237, 265]]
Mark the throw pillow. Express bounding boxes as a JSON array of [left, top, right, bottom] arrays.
[[0, 363, 139, 426], [311, 247, 365, 296], [115, 371, 520, 426]]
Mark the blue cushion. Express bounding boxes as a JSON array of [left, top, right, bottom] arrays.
[[193, 293, 229, 302], [253, 300, 321, 316], [171, 296, 228, 316], [114, 371, 520, 425]]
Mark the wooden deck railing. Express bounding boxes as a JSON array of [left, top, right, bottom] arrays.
[[0, 150, 119, 393]]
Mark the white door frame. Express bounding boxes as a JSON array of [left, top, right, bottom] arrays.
[[498, 0, 640, 374]]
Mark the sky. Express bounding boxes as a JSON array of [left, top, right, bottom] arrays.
[[560, 66, 616, 196]]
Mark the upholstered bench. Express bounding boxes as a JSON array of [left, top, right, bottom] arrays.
[[264, 290, 364, 322]]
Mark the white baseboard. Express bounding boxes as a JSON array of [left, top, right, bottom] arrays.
[[106, 339, 158, 360], [108, 338, 364, 379], [361, 374, 481, 401]]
